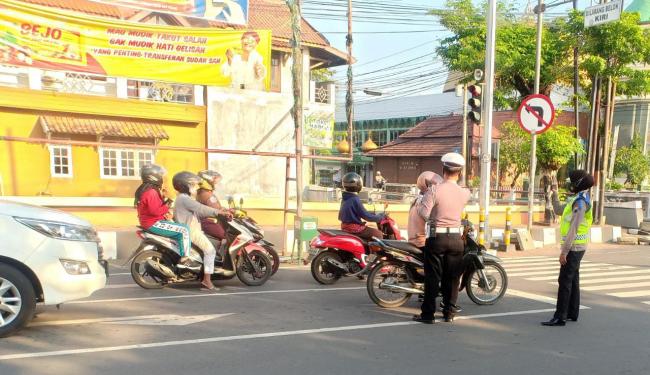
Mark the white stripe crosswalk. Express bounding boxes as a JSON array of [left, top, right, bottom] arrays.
[[503, 256, 650, 305]]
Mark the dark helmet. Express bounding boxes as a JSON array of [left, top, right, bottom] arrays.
[[172, 171, 202, 195], [342, 172, 363, 193], [140, 164, 166, 187], [568, 170, 594, 194], [198, 170, 222, 188]]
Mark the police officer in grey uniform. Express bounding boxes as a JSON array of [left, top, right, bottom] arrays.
[[413, 153, 470, 324]]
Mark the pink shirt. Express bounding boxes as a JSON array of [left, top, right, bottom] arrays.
[[429, 180, 471, 228], [408, 189, 434, 248]]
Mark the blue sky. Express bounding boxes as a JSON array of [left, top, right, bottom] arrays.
[[303, 0, 602, 109]]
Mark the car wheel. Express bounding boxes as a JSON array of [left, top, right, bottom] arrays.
[[0, 264, 36, 338]]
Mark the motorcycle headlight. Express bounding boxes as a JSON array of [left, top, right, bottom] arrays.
[[15, 217, 100, 242]]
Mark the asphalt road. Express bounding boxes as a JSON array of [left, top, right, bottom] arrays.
[[1, 244, 649, 375]]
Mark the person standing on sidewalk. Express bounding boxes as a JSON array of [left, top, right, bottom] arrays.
[[412, 153, 470, 324], [542, 170, 594, 326]]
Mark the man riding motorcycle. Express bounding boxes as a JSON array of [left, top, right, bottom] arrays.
[[338, 172, 385, 242]]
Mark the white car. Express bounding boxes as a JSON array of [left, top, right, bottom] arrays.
[[0, 200, 107, 337]]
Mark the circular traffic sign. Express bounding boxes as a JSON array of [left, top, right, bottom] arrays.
[[517, 94, 555, 135]]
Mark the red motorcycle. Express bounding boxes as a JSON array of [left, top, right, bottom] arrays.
[[307, 213, 401, 285]]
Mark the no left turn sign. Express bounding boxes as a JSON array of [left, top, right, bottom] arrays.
[[517, 94, 555, 135]]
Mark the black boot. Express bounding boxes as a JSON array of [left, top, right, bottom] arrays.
[[541, 317, 566, 326]]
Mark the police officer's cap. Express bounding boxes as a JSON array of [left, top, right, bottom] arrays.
[[441, 152, 465, 172]]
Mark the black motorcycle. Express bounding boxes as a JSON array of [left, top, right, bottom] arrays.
[[365, 221, 508, 308], [127, 218, 273, 289]]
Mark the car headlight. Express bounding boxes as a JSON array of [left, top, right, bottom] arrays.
[[60, 259, 91, 275], [15, 217, 100, 242]]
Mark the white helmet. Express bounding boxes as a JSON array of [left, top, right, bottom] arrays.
[[441, 152, 465, 171]]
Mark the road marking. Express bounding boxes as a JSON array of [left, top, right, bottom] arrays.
[[501, 258, 557, 265], [31, 314, 233, 327], [104, 284, 139, 289], [577, 274, 650, 285], [582, 281, 650, 292], [67, 287, 367, 305], [0, 308, 559, 361], [501, 256, 551, 262], [504, 263, 607, 272], [505, 289, 591, 310], [528, 269, 650, 281], [109, 273, 132, 276], [607, 290, 650, 298], [510, 266, 633, 278], [643, 301, 650, 306]]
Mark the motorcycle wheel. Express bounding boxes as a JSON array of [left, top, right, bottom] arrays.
[[367, 261, 412, 308], [236, 250, 272, 286], [466, 261, 508, 305], [310, 250, 342, 285], [263, 246, 280, 275], [130, 250, 172, 289]]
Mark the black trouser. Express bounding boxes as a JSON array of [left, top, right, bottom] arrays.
[[421, 233, 464, 319], [554, 250, 585, 320]]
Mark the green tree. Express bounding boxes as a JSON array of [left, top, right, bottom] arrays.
[[498, 120, 530, 187], [536, 124, 584, 173], [310, 68, 334, 82], [614, 135, 650, 189], [431, 0, 573, 108]]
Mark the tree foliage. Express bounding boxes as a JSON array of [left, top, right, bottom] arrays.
[[614, 135, 650, 189], [536, 124, 584, 171], [310, 68, 334, 82], [498, 120, 530, 187]]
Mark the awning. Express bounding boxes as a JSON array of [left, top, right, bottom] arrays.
[[40, 115, 169, 140]]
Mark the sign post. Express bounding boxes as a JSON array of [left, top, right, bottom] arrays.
[[584, 0, 624, 28], [519, 94, 556, 230]]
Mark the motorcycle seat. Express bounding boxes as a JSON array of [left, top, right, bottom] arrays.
[[382, 240, 422, 255], [318, 229, 368, 245]]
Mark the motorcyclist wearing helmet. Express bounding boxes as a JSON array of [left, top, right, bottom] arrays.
[[134, 164, 191, 260], [408, 171, 443, 249], [196, 170, 232, 255], [414, 152, 470, 324], [542, 170, 594, 327], [338, 172, 384, 241], [172, 171, 224, 291]]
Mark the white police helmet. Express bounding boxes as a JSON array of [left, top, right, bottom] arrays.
[[441, 152, 465, 171]]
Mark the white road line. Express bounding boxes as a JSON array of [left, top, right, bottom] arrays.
[[501, 259, 558, 265], [511, 266, 633, 278], [607, 290, 650, 298], [31, 314, 232, 327], [582, 281, 650, 292], [67, 287, 367, 305], [501, 256, 554, 262], [643, 301, 650, 305], [528, 268, 649, 281], [506, 289, 557, 305], [0, 308, 558, 361], [504, 263, 607, 272], [577, 274, 650, 285], [104, 284, 139, 289]]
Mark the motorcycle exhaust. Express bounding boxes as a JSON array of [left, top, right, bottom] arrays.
[[325, 257, 350, 273], [144, 259, 176, 279], [379, 282, 423, 295]]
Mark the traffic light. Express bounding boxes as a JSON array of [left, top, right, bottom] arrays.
[[467, 84, 482, 124]]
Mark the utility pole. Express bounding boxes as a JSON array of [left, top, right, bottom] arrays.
[[573, 0, 581, 169], [479, 0, 497, 238], [527, 0, 544, 231], [288, 0, 304, 225], [346, 0, 354, 160], [461, 83, 468, 185]]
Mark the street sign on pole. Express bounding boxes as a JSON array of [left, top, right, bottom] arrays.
[[517, 94, 556, 135], [584, 0, 624, 28]]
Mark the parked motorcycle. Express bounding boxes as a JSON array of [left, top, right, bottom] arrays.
[[227, 196, 280, 275], [128, 218, 273, 289], [365, 221, 508, 308], [307, 206, 401, 285]]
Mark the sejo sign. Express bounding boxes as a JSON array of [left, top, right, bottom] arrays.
[[584, 0, 624, 28]]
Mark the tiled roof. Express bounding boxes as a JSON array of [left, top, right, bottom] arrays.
[[19, 0, 128, 18], [367, 110, 589, 157], [40, 115, 170, 139], [248, 0, 330, 46]]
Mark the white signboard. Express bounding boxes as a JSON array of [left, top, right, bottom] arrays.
[[517, 94, 556, 135], [584, 0, 624, 28]]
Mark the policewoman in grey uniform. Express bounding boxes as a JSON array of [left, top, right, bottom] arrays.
[[413, 153, 470, 324]]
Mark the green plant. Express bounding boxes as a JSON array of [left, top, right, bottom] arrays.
[[607, 181, 624, 191], [614, 135, 650, 190], [469, 176, 481, 188]]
